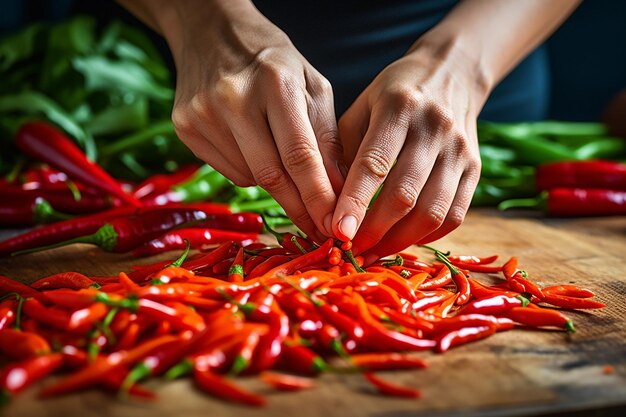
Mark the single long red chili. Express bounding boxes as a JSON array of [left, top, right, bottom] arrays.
[[0, 353, 63, 403], [276, 344, 327, 375], [541, 293, 606, 309], [15, 121, 140, 206], [0, 299, 17, 331], [1, 276, 44, 301], [13, 207, 210, 256], [503, 307, 575, 332], [0, 329, 51, 360], [0, 195, 72, 226], [448, 254, 499, 265], [133, 164, 200, 200], [193, 368, 266, 407], [364, 372, 421, 398], [0, 206, 138, 257], [349, 353, 428, 371], [458, 294, 529, 316], [543, 284, 595, 298], [499, 188, 626, 217], [536, 160, 626, 191], [133, 228, 257, 257], [30, 272, 96, 290], [436, 325, 496, 353], [260, 371, 315, 391], [263, 239, 333, 278]]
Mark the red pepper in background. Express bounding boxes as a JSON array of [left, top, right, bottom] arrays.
[[260, 371, 315, 391], [132, 228, 257, 257], [499, 188, 626, 217], [436, 325, 496, 353], [0, 195, 72, 226], [364, 372, 421, 398], [0, 206, 138, 257], [536, 160, 626, 191], [0, 329, 51, 360], [193, 368, 266, 407], [12, 207, 210, 256], [133, 165, 200, 200], [0, 299, 16, 330], [30, 272, 96, 290], [15, 121, 140, 207], [504, 307, 575, 332], [0, 353, 63, 404]]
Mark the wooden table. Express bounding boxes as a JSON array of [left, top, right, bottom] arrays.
[[1, 208, 625, 417]]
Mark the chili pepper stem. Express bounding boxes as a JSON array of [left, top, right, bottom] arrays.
[[565, 320, 576, 333], [344, 249, 365, 273], [165, 239, 191, 268], [33, 199, 73, 223], [12, 224, 118, 256], [497, 192, 548, 212]]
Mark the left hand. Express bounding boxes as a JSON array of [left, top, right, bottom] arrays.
[[332, 39, 489, 260]]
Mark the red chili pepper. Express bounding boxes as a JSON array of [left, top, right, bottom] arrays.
[[276, 344, 327, 375], [262, 216, 313, 254], [179, 241, 235, 273], [467, 278, 520, 299], [0, 353, 63, 402], [39, 334, 180, 397], [260, 371, 315, 391], [247, 255, 293, 279], [0, 195, 71, 226], [133, 228, 257, 257], [541, 293, 605, 310], [263, 239, 333, 278], [364, 372, 421, 398], [0, 299, 17, 331], [418, 267, 451, 290], [30, 272, 96, 290], [499, 188, 626, 217], [0, 329, 51, 360], [503, 307, 575, 332], [0, 206, 138, 257], [459, 294, 529, 316], [536, 160, 626, 191], [133, 164, 200, 200], [193, 368, 266, 407], [1, 275, 44, 301], [2, 187, 118, 215], [436, 325, 496, 353], [543, 284, 595, 298], [13, 207, 210, 256], [448, 254, 499, 265], [448, 261, 502, 273], [349, 353, 428, 371], [15, 121, 140, 206], [228, 247, 245, 283], [424, 314, 504, 336]]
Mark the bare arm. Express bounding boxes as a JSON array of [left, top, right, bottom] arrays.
[[335, 0, 580, 258], [118, 0, 345, 241]]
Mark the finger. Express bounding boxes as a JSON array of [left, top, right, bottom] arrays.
[[350, 129, 439, 253], [338, 93, 370, 165], [228, 112, 319, 237], [266, 82, 338, 236], [305, 70, 346, 198], [361, 159, 463, 259], [331, 105, 408, 241], [416, 170, 480, 244], [172, 108, 254, 186]]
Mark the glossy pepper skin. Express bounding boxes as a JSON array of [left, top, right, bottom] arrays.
[[536, 160, 626, 191], [15, 121, 140, 207], [0, 353, 63, 403]]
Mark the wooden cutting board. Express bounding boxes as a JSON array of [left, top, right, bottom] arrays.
[[1, 208, 625, 417]]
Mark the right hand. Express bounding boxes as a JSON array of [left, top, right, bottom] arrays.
[[167, 0, 346, 238]]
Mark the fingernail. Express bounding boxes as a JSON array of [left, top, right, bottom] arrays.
[[338, 215, 358, 241], [323, 213, 334, 237]]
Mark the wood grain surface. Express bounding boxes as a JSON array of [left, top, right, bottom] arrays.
[[1, 208, 625, 417]]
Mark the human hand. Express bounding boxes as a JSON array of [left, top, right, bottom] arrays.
[[333, 39, 489, 260], [167, 1, 345, 238]]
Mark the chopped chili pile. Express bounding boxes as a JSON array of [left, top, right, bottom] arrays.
[[0, 238, 604, 406]]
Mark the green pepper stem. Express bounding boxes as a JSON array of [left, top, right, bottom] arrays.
[[33, 198, 73, 223], [166, 239, 191, 268], [12, 223, 118, 256], [497, 191, 548, 212], [261, 214, 284, 242], [343, 249, 365, 273], [165, 359, 193, 380]]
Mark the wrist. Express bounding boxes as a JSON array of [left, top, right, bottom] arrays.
[[407, 28, 494, 110]]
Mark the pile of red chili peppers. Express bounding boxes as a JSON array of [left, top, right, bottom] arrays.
[[0, 232, 605, 406]]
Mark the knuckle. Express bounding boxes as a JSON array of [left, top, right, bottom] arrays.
[[422, 203, 448, 229], [317, 129, 343, 156], [446, 208, 465, 230], [214, 77, 245, 111], [386, 87, 421, 113], [300, 186, 332, 209], [231, 177, 256, 188], [343, 192, 370, 214], [425, 102, 454, 133], [359, 147, 392, 179], [254, 165, 288, 191], [281, 142, 318, 172], [171, 107, 192, 135], [392, 181, 419, 211]]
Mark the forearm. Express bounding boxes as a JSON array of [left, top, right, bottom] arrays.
[[412, 0, 580, 103]]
